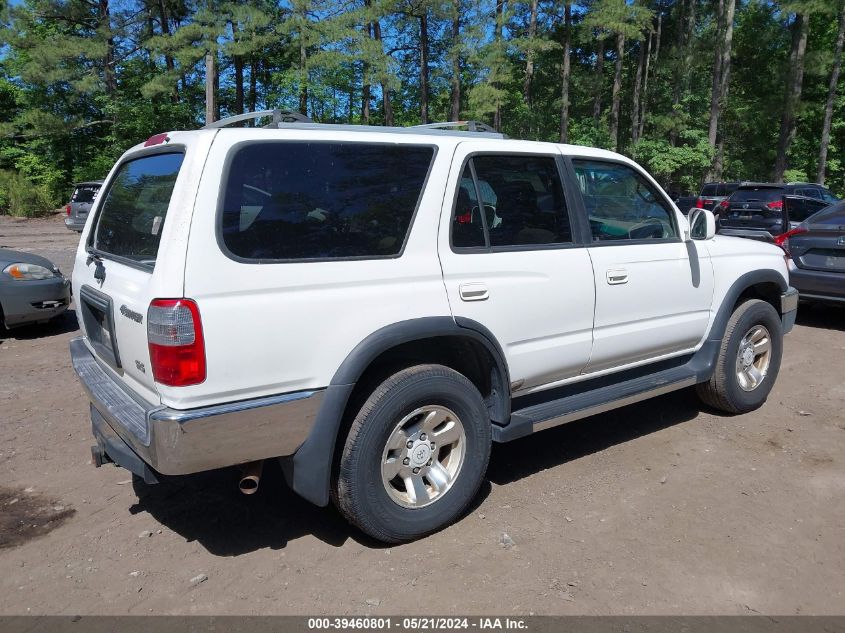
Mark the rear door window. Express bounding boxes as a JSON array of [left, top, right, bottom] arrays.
[[72, 185, 99, 204], [92, 152, 184, 267], [732, 188, 782, 203], [219, 142, 435, 260]]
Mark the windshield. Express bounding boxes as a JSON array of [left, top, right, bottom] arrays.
[[92, 152, 184, 266]]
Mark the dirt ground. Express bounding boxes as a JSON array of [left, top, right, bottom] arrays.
[[0, 213, 843, 616]]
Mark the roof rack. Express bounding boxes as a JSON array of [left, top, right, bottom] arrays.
[[412, 120, 504, 137], [202, 110, 506, 139], [203, 109, 314, 129]]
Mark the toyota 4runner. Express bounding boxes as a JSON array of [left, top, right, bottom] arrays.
[[70, 111, 799, 543]]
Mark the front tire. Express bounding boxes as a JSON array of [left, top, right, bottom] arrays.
[[696, 298, 783, 414], [334, 364, 491, 543]]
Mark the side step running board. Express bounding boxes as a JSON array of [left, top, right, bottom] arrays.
[[493, 366, 698, 443]]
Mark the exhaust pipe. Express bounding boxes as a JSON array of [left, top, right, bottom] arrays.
[[238, 460, 263, 495]]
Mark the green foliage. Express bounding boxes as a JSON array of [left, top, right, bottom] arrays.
[[1, 0, 844, 219], [0, 169, 55, 217]]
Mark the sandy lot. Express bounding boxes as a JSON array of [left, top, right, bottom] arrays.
[[0, 214, 843, 615]]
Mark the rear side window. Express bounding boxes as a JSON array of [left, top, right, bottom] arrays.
[[93, 152, 184, 266], [72, 185, 99, 203], [732, 187, 782, 203], [220, 142, 435, 260], [451, 154, 572, 249]]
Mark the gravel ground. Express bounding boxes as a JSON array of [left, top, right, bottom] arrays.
[[0, 213, 843, 615]]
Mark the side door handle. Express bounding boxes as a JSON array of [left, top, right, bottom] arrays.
[[459, 283, 489, 301], [606, 269, 629, 285]]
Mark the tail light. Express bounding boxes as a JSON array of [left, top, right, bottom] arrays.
[[773, 226, 807, 257], [66, 204, 71, 216], [766, 200, 784, 211], [147, 299, 206, 386], [695, 198, 704, 208], [719, 199, 730, 211], [456, 211, 472, 224]]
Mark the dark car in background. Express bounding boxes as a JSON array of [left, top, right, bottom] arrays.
[[778, 202, 845, 305], [717, 182, 839, 239], [64, 181, 103, 232], [695, 181, 742, 214], [0, 248, 70, 329]]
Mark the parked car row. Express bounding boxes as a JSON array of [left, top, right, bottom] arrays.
[[673, 180, 843, 306]]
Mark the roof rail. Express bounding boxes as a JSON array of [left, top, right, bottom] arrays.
[[203, 109, 313, 129], [412, 120, 505, 137]]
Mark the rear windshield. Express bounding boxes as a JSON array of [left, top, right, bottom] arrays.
[[701, 183, 738, 197], [807, 204, 845, 226], [732, 187, 782, 203], [72, 185, 100, 203], [92, 153, 184, 266], [219, 142, 435, 260]]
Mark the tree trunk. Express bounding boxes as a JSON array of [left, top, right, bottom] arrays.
[[213, 51, 220, 120], [669, 0, 687, 145], [631, 36, 645, 146], [99, 0, 116, 95], [559, 1, 571, 143], [639, 12, 661, 141], [449, 0, 461, 121], [157, 0, 175, 72], [709, 0, 736, 180], [818, 4, 845, 185], [523, 0, 538, 104], [362, 22, 371, 124], [610, 32, 625, 152], [707, 0, 726, 150], [299, 32, 308, 116], [494, 0, 504, 131], [249, 58, 257, 113], [372, 19, 394, 125], [774, 12, 810, 183], [205, 52, 216, 124], [419, 11, 430, 124], [592, 35, 605, 124]]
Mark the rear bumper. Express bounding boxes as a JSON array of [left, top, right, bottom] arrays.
[[64, 216, 86, 231], [1, 276, 70, 327], [69, 337, 324, 477], [789, 267, 845, 303], [781, 287, 799, 334]]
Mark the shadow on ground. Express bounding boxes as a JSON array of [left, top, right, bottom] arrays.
[[131, 461, 498, 555], [487, 388, 702, 485], [0, 309, 78, 341], [795, 302, 845, 332], [129, 389, 701, 556]]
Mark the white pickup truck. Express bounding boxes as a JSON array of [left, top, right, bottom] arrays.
[[70, 111, 798, 543]]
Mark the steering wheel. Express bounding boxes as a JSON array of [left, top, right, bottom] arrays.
[[627, 217, 666, 239]]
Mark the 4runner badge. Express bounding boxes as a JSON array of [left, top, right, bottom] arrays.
[[120, 305, 143, 324]]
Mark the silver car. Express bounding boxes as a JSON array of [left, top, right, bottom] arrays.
[[0, 248, 70, 328], [64, 181, 103, 232]]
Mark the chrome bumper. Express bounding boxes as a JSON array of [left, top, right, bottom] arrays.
[[69, 337, 324, 476], [781, 287, 799, 334]]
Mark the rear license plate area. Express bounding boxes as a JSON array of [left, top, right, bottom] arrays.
[[79, 285, 122, 370]]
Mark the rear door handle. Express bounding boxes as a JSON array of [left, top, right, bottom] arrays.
[[460, 283, 489, 301], [606, 269, 629, 285]]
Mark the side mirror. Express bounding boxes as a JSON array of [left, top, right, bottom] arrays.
[[688, 208, 716, 240]]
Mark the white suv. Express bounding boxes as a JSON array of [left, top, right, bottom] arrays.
[[70, 111, 798, 543]]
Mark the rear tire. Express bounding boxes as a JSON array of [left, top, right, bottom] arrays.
[[696, 299, 783, 414], [334, 364, 491, 543]]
